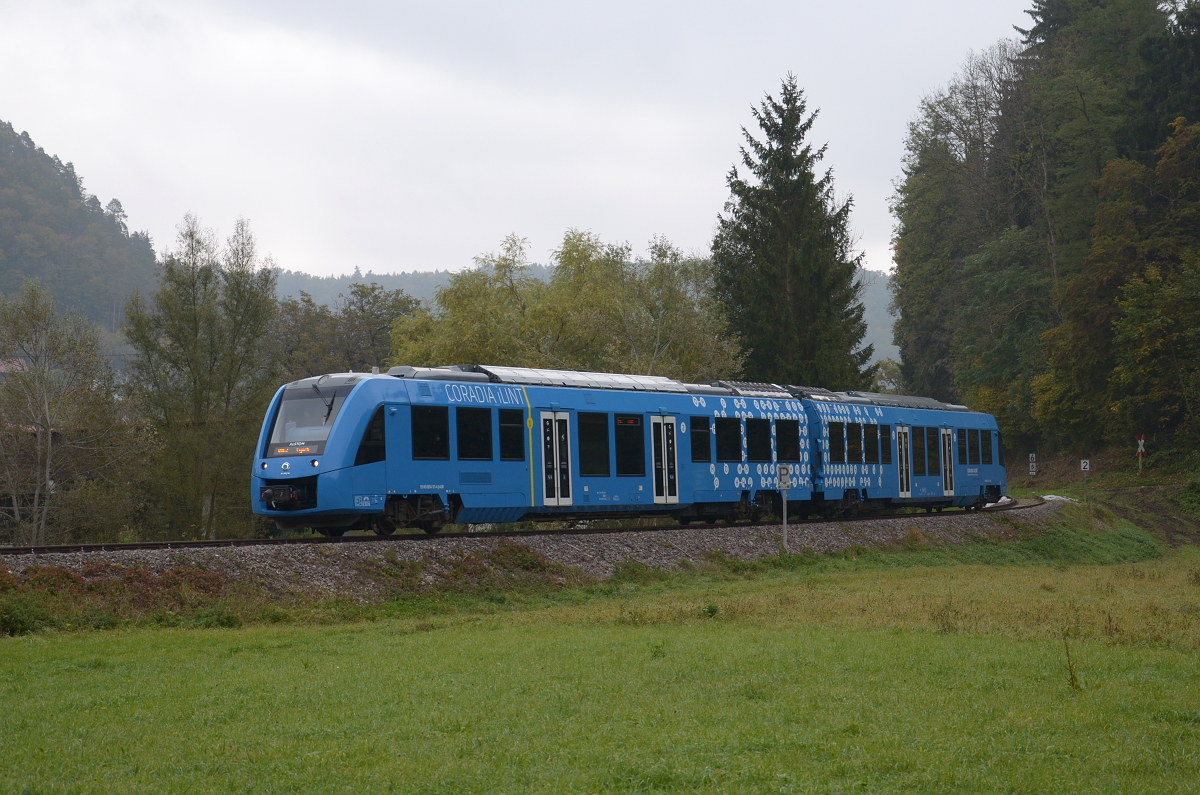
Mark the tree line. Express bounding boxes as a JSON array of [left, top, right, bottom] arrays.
[[891, 0, 1200, 454], [0, 74, 878, 544], [0, 216, 433, 545]]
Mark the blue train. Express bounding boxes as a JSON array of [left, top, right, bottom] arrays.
[[252, 365, 1007, 534]]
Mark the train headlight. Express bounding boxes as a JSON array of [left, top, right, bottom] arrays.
[[311, 459, 319, 467], [261, 462, 268, 469]]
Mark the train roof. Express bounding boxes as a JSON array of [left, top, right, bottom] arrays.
[[383, 364, 973, 413]]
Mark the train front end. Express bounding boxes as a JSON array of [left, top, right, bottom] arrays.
[[252, 373, 385, 533]]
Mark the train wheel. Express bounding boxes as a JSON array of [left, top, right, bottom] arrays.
[[415, 522, 442, 535], [374, 519, 396, 536], [316, 527, 346, 537]]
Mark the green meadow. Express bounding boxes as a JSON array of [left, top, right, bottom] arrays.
[[3, 504, 1200, 793]]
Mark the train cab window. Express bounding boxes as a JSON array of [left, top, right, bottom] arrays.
[[412, 406, 450, 460], [578, 412, 611, 476], [912, 427, 927, 475], [969, 429, 981, 465], [456, 407, 492, 460], [829, 422, 846, 464], [499, 409, 525, 461], [981, 431, 994, 465], [864, 424, 879, 464], [881, 425, 892, 464], [847, 423, 862, 463], [777, 419, 801, 462], [354, 405, 387, 466], [957, 429, 967, 465], [614, 414, 645, 476], [690, 416, 711, 463], [715, 417, 742, 462], [265, 383, 353, 457], [927, 427, 941, 475], [746, 419, 771, 462]]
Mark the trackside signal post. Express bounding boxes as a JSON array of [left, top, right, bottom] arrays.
[[1136, 436, 1146, 475], [1081, 459, 1090, 502], [777, 464, 792, 552]]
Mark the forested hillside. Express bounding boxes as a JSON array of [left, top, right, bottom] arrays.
[[891, 0, 1200, 453], [0, 121, 156, 330]]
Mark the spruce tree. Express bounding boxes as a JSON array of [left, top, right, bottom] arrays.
[[712, 75, 873, 389]]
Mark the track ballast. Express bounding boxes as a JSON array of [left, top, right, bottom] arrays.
[[0, 498, 1039, 557]]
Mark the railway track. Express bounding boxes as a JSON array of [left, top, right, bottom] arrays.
[[0, 497, 1041, 557]]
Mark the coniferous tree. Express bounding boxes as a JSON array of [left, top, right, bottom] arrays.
[[711, 75, 873, 390]]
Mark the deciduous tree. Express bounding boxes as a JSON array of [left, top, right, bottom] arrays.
[[124, 215, 278, 539], [0, 282, 141, 545]]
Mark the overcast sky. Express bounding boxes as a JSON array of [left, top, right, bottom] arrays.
[[1, 0, 1030, 277]]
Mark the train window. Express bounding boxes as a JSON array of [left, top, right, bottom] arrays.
[[614, 414, 645, 476], [499, 409, 525, 461], [969, 429, 981, 465], [690, 416, 711, 463], [880, 425, 892, 464], [354, 405, 387, 466], [578, 412, 611, 477], [864, 424, 879, 464], [957, 429, 967, 465], [746, 419, 771, 462], [777, 419, 801, 462], [927, 426, 941, 476], [847, 423, 862, 463], [456, 407, 492, 460], [829, 422, 845, 464], [912, 427, 926, 475], [715, 417, 741, 462], [266, 383, 353, 457], [412, 406, 449, 460], [981, 431, 994, 465]]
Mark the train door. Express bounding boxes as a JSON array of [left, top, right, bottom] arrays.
[[896, 426, 912, 499], [539, 411, 572, 506], [940, 427, 955, 496], [651, 416, 678, 505]]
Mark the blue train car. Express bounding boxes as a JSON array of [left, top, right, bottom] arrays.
[[252, 365, 1006, 534], [795, 387, 1005, 514]]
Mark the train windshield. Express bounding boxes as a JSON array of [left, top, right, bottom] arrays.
[[265, 384, 354, 457]]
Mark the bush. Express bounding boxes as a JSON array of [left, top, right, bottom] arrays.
[[1180, 479, 1200, 518], [0, 597, 49, 636]]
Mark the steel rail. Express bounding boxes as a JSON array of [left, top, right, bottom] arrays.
[[0, 497, 1042, 557]]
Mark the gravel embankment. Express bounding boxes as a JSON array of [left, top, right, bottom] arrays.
[[0, 500, 1062, 602]]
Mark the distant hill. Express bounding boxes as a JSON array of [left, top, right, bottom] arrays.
[[858, 269, 899, 363], [273, 263, 554, 306], [0, 118, 897, 363], [279, 264, 898, 364], [0, 120, 157, 330]]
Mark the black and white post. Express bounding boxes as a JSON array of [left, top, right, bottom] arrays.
[[777, 464, 792, 553]]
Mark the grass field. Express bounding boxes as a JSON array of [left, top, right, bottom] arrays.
[[4, 507, 1200, 793]]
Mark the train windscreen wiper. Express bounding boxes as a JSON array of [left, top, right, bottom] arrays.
[[312, 383, 336, 425]]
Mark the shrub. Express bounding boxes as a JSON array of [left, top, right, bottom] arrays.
[[1, 597, 49, 636], [1180, 479, 1200, 518]]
